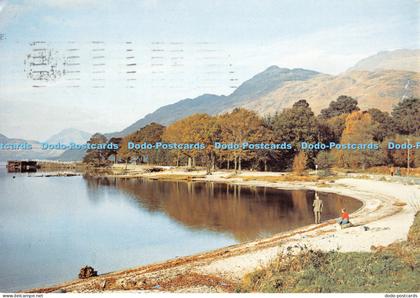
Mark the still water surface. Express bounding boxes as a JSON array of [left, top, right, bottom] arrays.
[[0, 169, 361, 291]]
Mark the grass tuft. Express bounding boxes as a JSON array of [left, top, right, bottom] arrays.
[[240, 212, 420, 293]]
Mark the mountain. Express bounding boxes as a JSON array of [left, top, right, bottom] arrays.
[[115, 94, 226, 137], [0, 133, 9, 143], [113, 50, 419, 137], [41, 128, 91, 162], [241, 69, 419, 114], [0, 129, 91, 161], [45, 128, 91, 144], [0, 134, 43, 161], [0, 133, 29, 144], [113, 67, 320, 136], [55, 147, 87, 162], [348, 49, 420, 72]]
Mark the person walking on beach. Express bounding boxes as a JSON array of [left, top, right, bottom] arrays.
[[313, 193, 323, 224]]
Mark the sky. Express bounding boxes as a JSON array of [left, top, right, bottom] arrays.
[[0, 0, 418, 140]]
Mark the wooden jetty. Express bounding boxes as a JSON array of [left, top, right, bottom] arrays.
[[7, 160, 38, 172]]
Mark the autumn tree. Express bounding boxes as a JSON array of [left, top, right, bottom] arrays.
[[83, 133, 109, 167], [382, 135, 418, 168], [293, 151, 308, 175], [163, 118, 192, 167], [118, 123, 166, 165], [415, 145, 420, 168], [163, 114, 220, 170], [217, 108, 264, 172], [321, 113, 351, 143], [183, 114, 220, 173], [334, 111, 384, 169], [118, 136, 134, 164], [136, 123, 166, 164], [106, 137, 122, 163], [253, 119, 277, 171]]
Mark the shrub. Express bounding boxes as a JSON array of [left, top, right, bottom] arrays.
[[293, 151, 308, 176]]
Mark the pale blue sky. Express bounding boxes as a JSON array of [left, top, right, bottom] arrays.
[[0, 0, 418, 140]]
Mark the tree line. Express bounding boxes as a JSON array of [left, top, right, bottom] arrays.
[[84, 96, 420, 174]]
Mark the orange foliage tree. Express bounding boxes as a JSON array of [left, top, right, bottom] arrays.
[[334, 111, 384, 169]]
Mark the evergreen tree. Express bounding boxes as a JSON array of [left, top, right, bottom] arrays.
[[320, 95, 359, 119], [271, 99, 318, 169], [391, 98, 420, 136]]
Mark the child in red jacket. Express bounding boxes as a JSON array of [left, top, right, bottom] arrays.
[[338, 208, 350, 225]]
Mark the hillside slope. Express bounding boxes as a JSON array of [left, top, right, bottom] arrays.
[[348, 49, 420, 72], [45, 128, 91, 144], [242, 70, 419, 114], [113, 67, 320, 137], [0, 129, 90, 162], [114, 50, 420, 138]]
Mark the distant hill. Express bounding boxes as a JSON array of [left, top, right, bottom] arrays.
[[0, 133, 28, 144], [111, 67, 320, 137], [0, 133, 9, 143], [43, 128, 91, 162], [0, 128, 91, 161], [55, 147, 87, 162], [348, 49, 420, 72], [0, 134, 43, 161], [45, 128, 91, 144], [113, 94, 226, 137]]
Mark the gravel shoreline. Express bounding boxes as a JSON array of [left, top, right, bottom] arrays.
[[26, 169, 419, 293]]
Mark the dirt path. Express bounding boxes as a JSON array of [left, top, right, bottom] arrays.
[[27, 175, 419, 293]]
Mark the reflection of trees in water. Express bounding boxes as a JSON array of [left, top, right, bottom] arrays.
[[83, 176, 118, 204], [84, 177, 362, 242]]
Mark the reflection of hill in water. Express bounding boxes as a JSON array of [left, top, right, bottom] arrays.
[[84, 177, 362, 242]]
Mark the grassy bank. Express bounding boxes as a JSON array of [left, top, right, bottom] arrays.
[[240, 212, 420, 293]]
